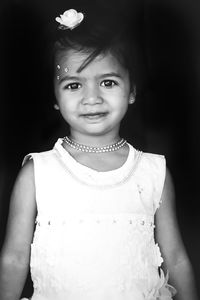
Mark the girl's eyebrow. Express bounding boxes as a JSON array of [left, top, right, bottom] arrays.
[[99, 72, 122, 79], [58, 72, 122, 85], [58, 75, 80, 84]]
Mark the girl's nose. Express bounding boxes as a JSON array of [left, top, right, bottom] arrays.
[[82, 86, 103, 105]]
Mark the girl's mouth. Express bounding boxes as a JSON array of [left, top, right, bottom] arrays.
[[81, 112, 108, 120]]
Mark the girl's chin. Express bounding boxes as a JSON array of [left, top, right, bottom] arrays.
[[71, 125, 114, 137]]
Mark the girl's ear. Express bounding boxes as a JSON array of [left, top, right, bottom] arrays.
[[129, 85, 136, 105]]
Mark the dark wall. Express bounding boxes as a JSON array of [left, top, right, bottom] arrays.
[[0, 0, 199, 297]]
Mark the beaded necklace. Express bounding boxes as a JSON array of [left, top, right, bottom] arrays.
[[63, 136, 127, 153]]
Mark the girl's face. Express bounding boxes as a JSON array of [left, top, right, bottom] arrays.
[[54, 49, 133, 141]]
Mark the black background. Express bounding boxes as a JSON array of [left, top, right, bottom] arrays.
[[0, 0, 200, 297]]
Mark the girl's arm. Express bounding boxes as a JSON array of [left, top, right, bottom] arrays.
[[155, 168, 198, 300], [0, 160, 36, 300]]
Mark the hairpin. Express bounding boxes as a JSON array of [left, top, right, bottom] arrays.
[[55, 9, 84, 30]]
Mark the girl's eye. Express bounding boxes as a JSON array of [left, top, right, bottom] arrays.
[[64, 82, 81, 90], [101, 80, 118, 88]]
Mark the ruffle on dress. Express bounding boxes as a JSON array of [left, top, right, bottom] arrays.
[[146, 269, 177, 300]]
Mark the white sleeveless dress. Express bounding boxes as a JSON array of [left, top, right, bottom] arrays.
[[23, 138, 176, 300]]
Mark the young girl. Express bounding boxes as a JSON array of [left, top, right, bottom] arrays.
[[0, 7, 198, 300]]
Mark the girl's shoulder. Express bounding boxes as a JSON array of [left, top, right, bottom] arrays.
[[128, 143, 166, 171], [21, 147, 61, 182], [19, 157, 35, 185], [13, 158, 36, 206], [22, 149, 56, 167], [140, 148, 165, 162], [139, 150, 166, 184], [141, 150, 166, 170]]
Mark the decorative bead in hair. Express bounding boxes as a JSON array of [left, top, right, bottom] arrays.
[[55, 9, 84, 30], [56, 64, 69, 81]]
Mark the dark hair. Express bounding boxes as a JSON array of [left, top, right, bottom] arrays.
[[51, 8, 138, 87]]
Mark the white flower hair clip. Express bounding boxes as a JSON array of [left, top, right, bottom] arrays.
[[55, 9, 84, 30]]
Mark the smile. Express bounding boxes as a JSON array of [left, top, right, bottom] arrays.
[[81, 112, 108, 120]]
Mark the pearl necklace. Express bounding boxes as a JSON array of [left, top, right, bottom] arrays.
[[63, 136, 127, 153]]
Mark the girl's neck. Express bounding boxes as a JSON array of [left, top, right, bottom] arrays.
[[62, 140, 130, 172], [69, 132, 121, 148]]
